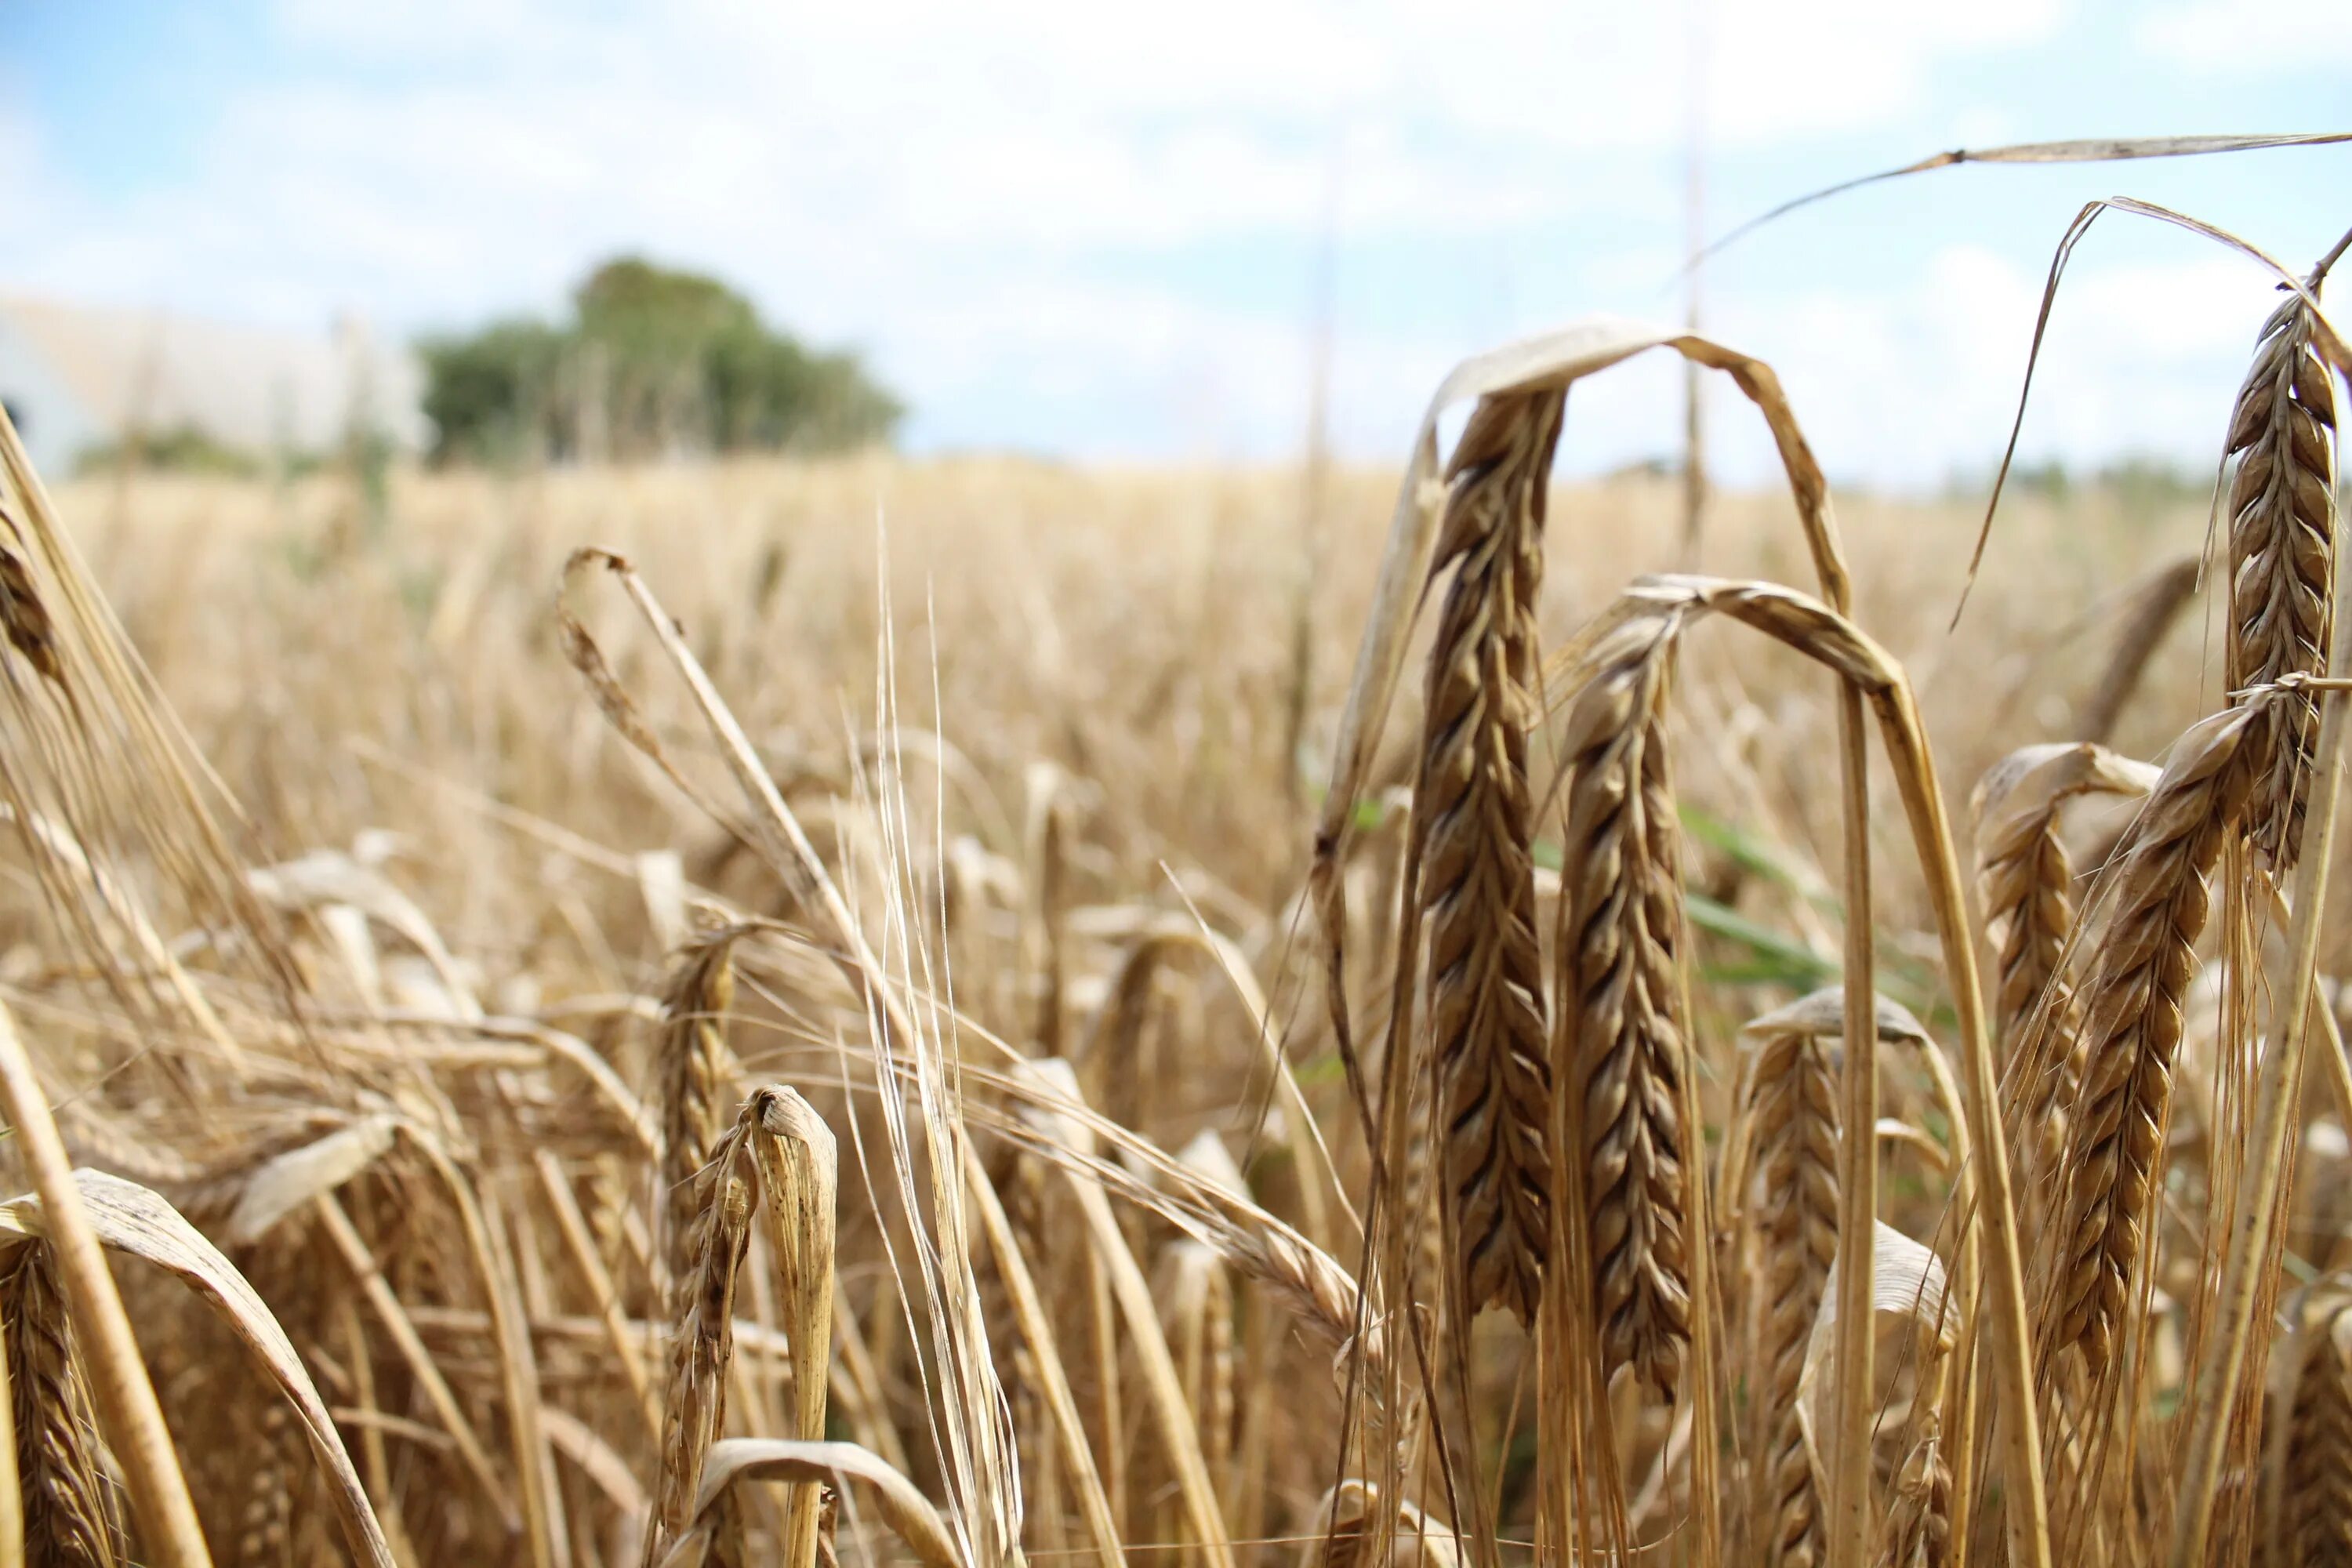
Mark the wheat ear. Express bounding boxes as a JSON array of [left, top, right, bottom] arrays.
[[1744, 1016, 1838, 1564], [1, 1243, 122, 1568], [1559, 606, 1693, 1396], [1972, 743, 2158, 1209], [656, 924, 753, 1296], [2048, 706, 2256, 1384], [2225, 289, 2339, 866], [1417, 387, 1564, 1324], [645, 1134, 755, 1566], [2284, 1302, 2352, 1566]]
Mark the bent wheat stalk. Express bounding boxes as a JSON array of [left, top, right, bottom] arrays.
[[1614, 573, 2049, 1566]]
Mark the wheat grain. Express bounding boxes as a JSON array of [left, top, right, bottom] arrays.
[[1417, 388, 1563, 1324]]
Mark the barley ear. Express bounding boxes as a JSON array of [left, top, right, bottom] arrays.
[[1418, 387, 1563, 1325], [2281, 1301, 2352, 1566], [2046, 706, 2256, 1388], [1971, 742, 2158, 1221], [657, 924, 754, 1295], [1557, 607, 1693, 1398], [1740, 1015, 1838, 1566], [2225, 290, 2339, 867], [1, 1242, 122, 1568], [646, 1135, 755, 1566]]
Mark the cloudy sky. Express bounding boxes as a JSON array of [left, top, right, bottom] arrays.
[[2, 0, 2346, 486]]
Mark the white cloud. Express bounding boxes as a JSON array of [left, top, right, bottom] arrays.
[[1706, 245, 2280, 488], [37, 0, 2277, 479], [2138, 2, 2352, 70]]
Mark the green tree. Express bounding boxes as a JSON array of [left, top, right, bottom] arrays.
[[419, 259, 899, 464], [417, 319, 572, 464]]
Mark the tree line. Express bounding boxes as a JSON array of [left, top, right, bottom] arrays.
[[419, 256, 900, 464]]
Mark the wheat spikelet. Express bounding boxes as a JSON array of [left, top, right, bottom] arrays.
[[2285, 1303, 2352, 1566], [2, 1241, 124, 1568], [1559, 606, 1692, 1396], [1880, 1416, 1953, 1568], [2225, 291, 2339, 866], [2049, 706, 2256, 1383], [1416, 387, 1563, 1323]]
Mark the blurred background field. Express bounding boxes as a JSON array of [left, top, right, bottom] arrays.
[[59, 453, 2230, 1008]]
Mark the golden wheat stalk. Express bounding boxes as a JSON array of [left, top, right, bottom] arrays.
[[2224, 290, 2339, 866], [1558, 605, 1693, 1397], [1417, 387, 1564, 1325]]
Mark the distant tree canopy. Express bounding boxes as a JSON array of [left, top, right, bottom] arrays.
[[419, 257, 901, 464]]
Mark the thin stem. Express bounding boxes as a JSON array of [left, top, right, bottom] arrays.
[[1828, 684, 1878, 1568], [1871, 687, 2051, 1568]]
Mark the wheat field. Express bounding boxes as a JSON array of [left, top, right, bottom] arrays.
[[0, 272, 2344, 1568]]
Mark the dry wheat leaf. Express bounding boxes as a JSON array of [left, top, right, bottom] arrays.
[[1700, 131, 2352, 266], [677, 1439, 961, 1568], [223, 1113, 401, 1246]]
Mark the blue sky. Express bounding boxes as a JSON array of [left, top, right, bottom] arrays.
[[2, 0, 2347, 486]]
